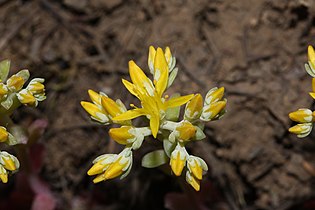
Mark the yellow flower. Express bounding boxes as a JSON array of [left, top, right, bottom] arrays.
[[87, 154, 117, 176], [27, 78, 45, 94], [176, 121, 196, 142], [6, 75, 25, 91], [16, 89, 37, 106], [88, 148, 133, 183], [289, 123, 312, 138], [148, 46, 175, 75], [113, 48, 194, 137], [0, 126, 8, 142], [0, 151, 19, 171], [289, 108, 314, 123], [170, 144, 187, 176], [186, 156, 208, 180], [109, 126, 136, 145], [184, 94, 203, 121], [81, 90, 109, 124]]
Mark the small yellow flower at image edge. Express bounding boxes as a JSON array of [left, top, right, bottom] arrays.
[[289, 45, 315, 138], [82, 46, 227, 191]]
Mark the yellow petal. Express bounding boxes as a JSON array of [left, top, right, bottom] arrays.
[[122, 79, 139, 98], [148, 46, 156, 73], [165, 94, 194, 109], [0, 173, 8, 183], [186, 172, 200, 191], [308, 45, 315, 63], [18, 90, 36, 105], [2, 157, 16, 171], [0, 83, 8, 96], [171, 152, 186, 176], [112, 109, 144, 121], [185, 94, 203, 120], [104, 157, 126, 180], [309, 92, 315, 99], [190, 160, 203, 180], [7, 75, 24, 91], [0, 127, 8, 142], [150, 115, 159, 138], [88, 161, 107, 176], [81, 101, 102, 117], [109, 126, 134, 145], [88, 89, 101, 104], [93, 174, 106, 183], [176, 122, 196, 141], [288, 125, 303, 134], [101, 96, 122, 117], [206, 87, 225, 104], [129, 60, 153, 94], [312, 78, 315, 93], [164, 47, 172, 64], [203, 100, 227, 119], [154, 48, 169, 97]]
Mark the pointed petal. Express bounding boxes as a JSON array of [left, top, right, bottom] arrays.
[[112, 109, 145, 121], [165, 94, 194, 109], [164, 47, 172, 64], [148, 46, 156, 74], [129, 60, 153, 95], [154, 48, 169, 97], [150, 115, 159, 138], [88, 89, 101, 104], [122, 79, 139, 98]]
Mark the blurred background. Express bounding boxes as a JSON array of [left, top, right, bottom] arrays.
[[1, 0, 315, 209]]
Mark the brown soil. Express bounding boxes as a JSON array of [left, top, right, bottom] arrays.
[[1, 0, 315, 209]]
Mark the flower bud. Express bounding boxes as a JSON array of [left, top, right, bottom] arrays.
[[184, 94, 203, 121], [17, 89, 37, 106], [0, 127, 8, 142], [6, 75, 24, 91], [289, 108, 313, 123], [205, 87, 225, 105], [186, 156, 208, 180], [81, 101, 109, 123], [0, 151, 19, 171], [176, 121, 196, 141], [289, 123, 312, 138], [170, 144, 187, 176], [109, 126, 136, 145], [201, 99, 227, 121]]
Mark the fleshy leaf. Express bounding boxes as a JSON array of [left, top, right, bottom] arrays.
[[141, 150, 169, 168], [0, 60, 10, 82], [165, 93, 181, 121], [163, 139, 176, 157]]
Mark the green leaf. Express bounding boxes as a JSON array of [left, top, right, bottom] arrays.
[[163, 139, 176, 157], [16, 69, 30, 81], [165, 93, 180, 121], [0, 60, 10, 82], [141, 150, 169, 168], [194, 126, 206, 141], [167, 67, 178, 88]]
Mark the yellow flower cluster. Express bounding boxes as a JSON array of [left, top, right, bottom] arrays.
[[82, 46, 227, 191], [0, 60, 46, 183], [289, 46, 315, 137]]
